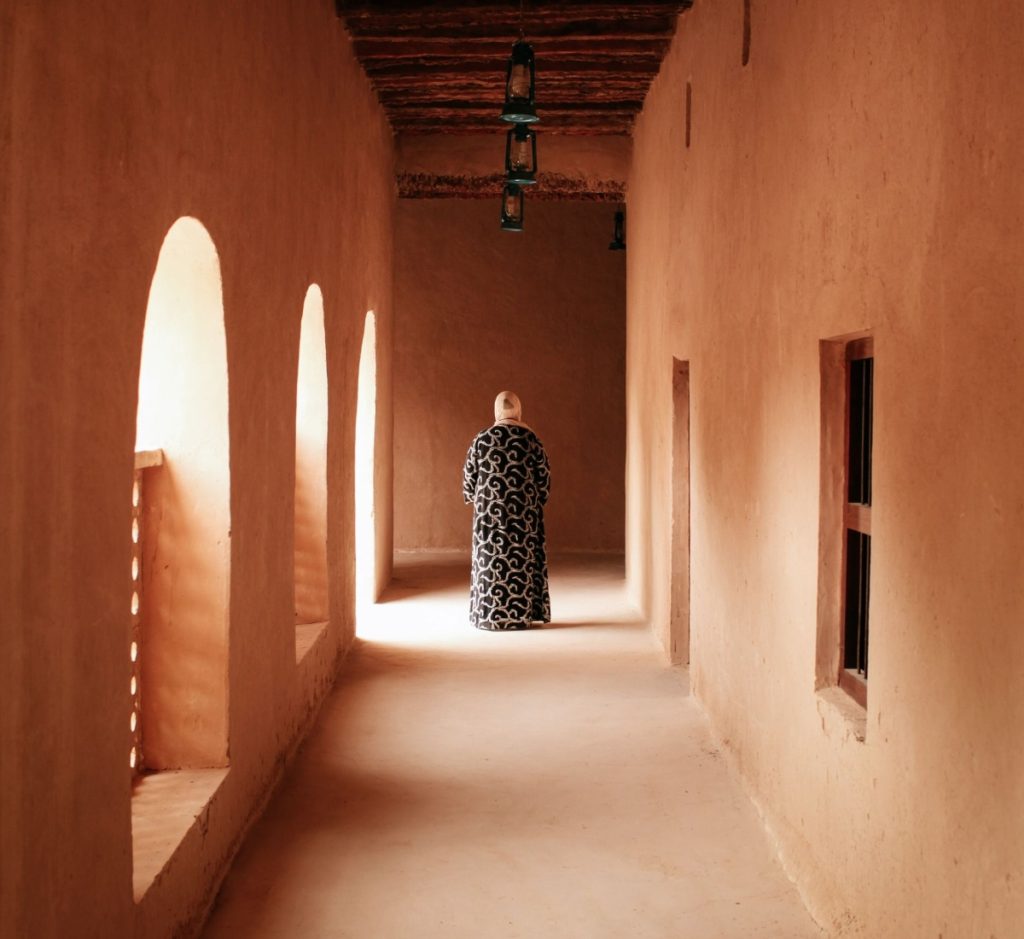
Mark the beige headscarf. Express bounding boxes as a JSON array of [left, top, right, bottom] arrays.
[[493, 390, 531, 429]]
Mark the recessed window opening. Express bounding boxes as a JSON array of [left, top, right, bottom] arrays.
[[816, 333, 873, 714], [840, 341, 873, 704], [355, 310, 378, 617], [670, 359, 691, 665], [134, 216, 230, 773], [685, 81, 693, 148], [742, 0, 752, 66], [294, 285, 329, 633], [129, 449, 164, 775]]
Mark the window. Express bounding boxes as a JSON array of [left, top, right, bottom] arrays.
[[840, 339, 873, 706], [134, 216, 230, 769], [131, 216, 230, 900], [817, 334, 874, 710], [129, 449, 164, 775]]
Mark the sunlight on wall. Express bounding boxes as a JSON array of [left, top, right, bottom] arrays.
[[355, 310, 377, 611], [135, 216, 230, 768], [294, 285, 329, 625]]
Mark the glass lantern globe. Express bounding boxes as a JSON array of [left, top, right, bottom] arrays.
[[501, 40, 539, 123], [505, 124, 538, 185], [500, 184, 525, 232]]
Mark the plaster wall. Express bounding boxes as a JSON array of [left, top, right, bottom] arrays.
[[627, 1, 1024, 934], [0, 3, 394, 937], [394, 199, 625, 554]]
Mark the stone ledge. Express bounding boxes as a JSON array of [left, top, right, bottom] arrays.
[[132, 768, 229, 902]]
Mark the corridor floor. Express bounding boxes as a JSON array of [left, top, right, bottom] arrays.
[[203, 555, 822, 939]]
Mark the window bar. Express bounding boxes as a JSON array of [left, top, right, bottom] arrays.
[[854, 533, 863, 674], [860, 534, 871, 678], [864, 357, 873, 506]]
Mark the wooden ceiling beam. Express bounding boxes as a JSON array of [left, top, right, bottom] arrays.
[[374, 79, 652, 97], [339, 1, 686, 10], [390, 117, 634, 134], [353, 37, 670, 58], [384, 101, 641, 114], [347, 21, 678, 41], [362, 58, 663, 78], [339, 1, 688, 16]]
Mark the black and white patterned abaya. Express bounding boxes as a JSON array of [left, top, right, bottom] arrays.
[[462, 423, 551, 630]]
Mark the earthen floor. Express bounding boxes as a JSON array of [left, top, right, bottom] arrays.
[[203, 554, 823, 939]]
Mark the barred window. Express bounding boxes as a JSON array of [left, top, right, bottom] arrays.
[[840, 340, 873, 706], [817, 334, 874, 712], [130, 449, 163, 775]]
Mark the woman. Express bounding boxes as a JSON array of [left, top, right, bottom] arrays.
[[462, 391, 551, 630]]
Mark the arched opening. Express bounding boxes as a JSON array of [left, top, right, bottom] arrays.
[[134, 216, 230, 772], [355, 310, 378, 615], [294, 284, 329, 642]]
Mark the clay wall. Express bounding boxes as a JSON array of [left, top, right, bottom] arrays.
[[627, 0, 1024, 934], [0, 2, 394, 936], [393, 199, 626, 555]]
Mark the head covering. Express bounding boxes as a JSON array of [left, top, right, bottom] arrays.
[[494, 390, 522, 422]]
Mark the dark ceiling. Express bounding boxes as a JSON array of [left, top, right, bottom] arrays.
[[336, 1, 691, 136]]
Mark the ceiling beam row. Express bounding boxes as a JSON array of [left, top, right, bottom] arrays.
[[336, 1, 690, 137]]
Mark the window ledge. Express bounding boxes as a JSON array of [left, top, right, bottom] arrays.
[[134, 448, 165, 470], [131, 767, 228, 902], [295, 620, 328, 664], [816, 685, 867, 743]]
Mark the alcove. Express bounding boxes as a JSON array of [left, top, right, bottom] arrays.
[[355, 309, 378, 612], [294, 284, 330, 658], [132, 216, 230, 897]]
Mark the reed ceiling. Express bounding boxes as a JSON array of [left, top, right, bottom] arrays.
[[336, 1, 691, 136]]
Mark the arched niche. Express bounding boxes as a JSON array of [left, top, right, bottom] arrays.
[[355, 309, 378, 610], [294, 284, 329, 627], [135, 216, 230, 770]]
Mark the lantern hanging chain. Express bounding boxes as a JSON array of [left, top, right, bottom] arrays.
[[519, 0, 525, 39]]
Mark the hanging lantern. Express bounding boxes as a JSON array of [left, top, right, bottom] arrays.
[[505, 124, 538, 185], [501, 39, 538, 123], [500, 184, 525, 232], [608, 210, 626, 250]]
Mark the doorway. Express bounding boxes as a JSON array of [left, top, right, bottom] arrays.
[[670, 358, 690, 665]]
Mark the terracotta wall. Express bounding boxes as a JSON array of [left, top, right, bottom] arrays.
[[0, 2, 394, 937], [627, 0, 1024, 935], [393, 199, 626, 554]]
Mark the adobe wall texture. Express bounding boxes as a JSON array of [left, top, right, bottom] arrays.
[[0, 2, 394, 936], [393, 198, 626, 555], [628, 0, 1024, 935]]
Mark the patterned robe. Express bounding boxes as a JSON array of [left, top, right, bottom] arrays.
[[462, 423, 551, 630]]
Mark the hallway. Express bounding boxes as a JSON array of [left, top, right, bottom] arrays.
[[204, 556, 821, 938]]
